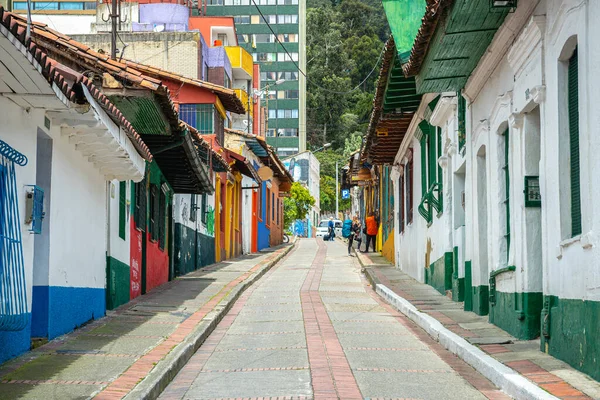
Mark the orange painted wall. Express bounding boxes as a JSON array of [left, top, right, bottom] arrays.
[[268, 179, 283, 247], [188, 16, 235, 47]]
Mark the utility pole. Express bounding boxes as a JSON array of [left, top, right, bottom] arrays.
[[111, 0, 118, 59], [335, 160, 338, 219]]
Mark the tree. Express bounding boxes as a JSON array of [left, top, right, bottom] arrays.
[[343, 133, 363, 157], [284, 182, 316, 228]]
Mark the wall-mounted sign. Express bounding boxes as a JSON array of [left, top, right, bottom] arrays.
[[376, 127, 388, 137], [524, 175, 541, 207], [257, 166, 273, 180], [341, 189, 350, 200]]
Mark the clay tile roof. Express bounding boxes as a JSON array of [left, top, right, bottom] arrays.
[[0, 6, 152, 161], [127, 61, 246, 114], [182, 122, 230, 173], [402, 0, 453, 77]]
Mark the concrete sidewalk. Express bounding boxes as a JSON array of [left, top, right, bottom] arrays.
[[356, 250, 600, 400], [0, 244, 294, 400]]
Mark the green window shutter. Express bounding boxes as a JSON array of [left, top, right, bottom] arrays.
[[118, 181, 126, 240], [190, 194, 196, 222], [503, 128, 510, 260], [420, 135, 427, 196], [437, 127, 443, 184], [407, 159, 413, 224], [399, 168, 405, 232], [568, 48, 581, 236], [427, 125, 436, 190], [201, 193, 207, 224], [458, 93, 466, 151], [159, 188, 166, 250]]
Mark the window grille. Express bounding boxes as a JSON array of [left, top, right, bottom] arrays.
[[568, 48, 581, 236], [0, 139, 28, 331], [180, 104, 214, 134]]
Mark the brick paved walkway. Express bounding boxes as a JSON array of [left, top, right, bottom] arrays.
[[358, 250, 600, 400], [0, 246, 291, 400], [160, 239, 509, 399]]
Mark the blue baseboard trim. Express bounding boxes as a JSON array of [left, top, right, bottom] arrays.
[[46, 286, 105, 339]]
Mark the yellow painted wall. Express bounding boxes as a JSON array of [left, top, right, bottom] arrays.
[[215, 175, 222, 262], [381, 230, 395, 264]]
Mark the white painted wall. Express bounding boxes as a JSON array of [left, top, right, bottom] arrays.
[[393, 99, 456, 283], [45, 115, 107, 290], [25, 15, 95, 35], [107, 180, 130, 266]]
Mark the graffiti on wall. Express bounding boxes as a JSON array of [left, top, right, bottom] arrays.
[[206, 206, 215, 236]]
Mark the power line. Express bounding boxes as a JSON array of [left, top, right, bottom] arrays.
[[250, 0, 384, 95]]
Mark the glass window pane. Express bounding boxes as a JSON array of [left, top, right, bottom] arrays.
[[13, 1, 27, 8], [35, 2, 59, 10], [60, 2, 84, 9], [251, 15, 260, 24]]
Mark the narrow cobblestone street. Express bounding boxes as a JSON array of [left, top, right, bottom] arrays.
[[159, 239, 508, 400]]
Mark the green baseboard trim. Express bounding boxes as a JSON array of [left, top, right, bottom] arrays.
[[489, 291, 542, 340], [106, 256, 130, 310], [464, 261, 473, 311], [174, 223, 216, 277], [472, 285, 489, 316], [540, 295, 600, 382], [425, 252, 453, 296]]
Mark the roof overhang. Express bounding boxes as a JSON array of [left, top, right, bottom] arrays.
[[361, 37, 420, 165], [406, 0, 509, 94]]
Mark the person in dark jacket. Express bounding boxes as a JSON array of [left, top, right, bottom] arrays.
[[348, 215, 362, 255]]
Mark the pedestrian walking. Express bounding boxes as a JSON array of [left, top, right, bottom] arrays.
[[364, 211, 378, 253], [348, 215, 362, 255], [327, 216, 335, 241]]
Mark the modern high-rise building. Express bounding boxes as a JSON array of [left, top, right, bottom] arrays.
[[200, 0, 306, 157]]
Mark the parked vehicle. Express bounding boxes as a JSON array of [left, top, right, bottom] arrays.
[[316, 219, 343, 238]]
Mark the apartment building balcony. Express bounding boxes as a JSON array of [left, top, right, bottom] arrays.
[[225, 46, 253, 80]]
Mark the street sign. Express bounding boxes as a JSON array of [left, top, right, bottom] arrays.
[[341, 189, 350, 200]]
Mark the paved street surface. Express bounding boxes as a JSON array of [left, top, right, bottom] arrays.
[[0, 247, 290, 400], [160, 239, 509, 400], [360, 251, 600, 400]]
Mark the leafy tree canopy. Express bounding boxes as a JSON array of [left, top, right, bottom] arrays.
[[284, 182, 316, 227]]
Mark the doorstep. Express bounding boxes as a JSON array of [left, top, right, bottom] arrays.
[[356, 250, 600, 400], [0, 243, 295, 400]]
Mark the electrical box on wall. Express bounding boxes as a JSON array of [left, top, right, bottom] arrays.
[[25, 185, 44, 234]]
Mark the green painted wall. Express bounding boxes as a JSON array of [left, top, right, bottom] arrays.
[[451, 247, 464, 302], [464, 261, 473, 311], [540, 296, 600, 381], [472, 285, 489, 316], [489, 291, 542, 340], [174, 223, 216, 277], [425, 252, 453, 295], [106, 256, 130, 310]]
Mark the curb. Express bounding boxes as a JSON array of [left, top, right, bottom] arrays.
[[124, 240, 297, 400], [355, 253, 558, 400]]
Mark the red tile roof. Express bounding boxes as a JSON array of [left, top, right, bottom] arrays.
[[0, 7, 153, 161]]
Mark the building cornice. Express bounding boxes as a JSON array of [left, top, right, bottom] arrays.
[[464, 0, 540, 102]]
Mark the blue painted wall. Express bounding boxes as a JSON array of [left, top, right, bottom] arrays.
[[0, 315, 31, 364], [257, 182, 270, 251]]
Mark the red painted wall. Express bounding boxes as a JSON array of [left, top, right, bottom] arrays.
[[161, 80, 217, 104], [144, 232, 169, 293], [130, 218, 143, 300], [252, 189, 258, 253], [269, 179, 283, 247]]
